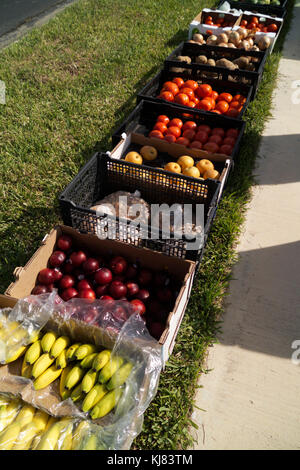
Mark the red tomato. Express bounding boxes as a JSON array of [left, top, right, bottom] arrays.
[[153, 122, 168, 134], [216, 100, 229, 114], [189, 140, 203, 150], [159, 91, 174, 102], [164, 134, 176, 143], [172, 77, 185, 88], [203, 142, 219, 153], [267, 23, 278, 33], [169, 118, 183, 129], [209, 134, 223, 145], [180, 87, 195, 100], [219, 144, 233, 155], [197, 125, 211, 134], [229, 100, 240, 110], [182, 129, 196, 141], [176, 137, 190, 146], [174, 93, 189, 106], [223, 136, 236, 146], [194, 131, 209, 144], [182, 121, 197, 132], [192, 96, 200, 105], [195, 84, 212, 99], [226, 128, 239, 139], [226, 108, 239, 118], [187, 101, 197, 108], [166, 126, 181, 138], [162, 81, 179, 96], [184, 80, 198, 91], [157, 115, 169, 125], [197, 99, 213, 111], [211, 90, 219, 101], [217, 93, 233, 103], [211, 127, 225, 138], [211, 109, 222, 114], [149, 130, 164, 139]]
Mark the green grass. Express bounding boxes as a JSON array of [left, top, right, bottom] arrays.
[[0, 0, 295, 450]]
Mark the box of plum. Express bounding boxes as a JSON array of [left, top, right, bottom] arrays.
[[4, 225, 196, 365]]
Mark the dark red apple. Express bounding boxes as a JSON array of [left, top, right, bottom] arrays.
[[62, 259, 74, 274], [94, 267, 113, 285], [95, 284, 109, 297], [46, 283, 55, 293], [77, 279, 93, 291], [49, 250, 66, 268], [60, 275, 75, 290], [57, 235, 73, 252], [130, 299, 146, 315], [100, 295, 114, 301], [126, 282, 139, 297], [78, 288, 96, 301], [61, 287, 78, 301], [138, 268, 153, 286], [38, 268, 56, 286], [113, 274, 125, 283], [136, 289, 150, 302], [70, 251, 87, 268], [82, 258, 99, 274], [109, 256, 128, 275], [52, 268, 63, 283], [31, 285, 48, 295], [109, 281, 127, 299], [125, 263, 138, 280]]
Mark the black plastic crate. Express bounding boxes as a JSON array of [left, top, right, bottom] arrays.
[[217, 0, 287, 18], [59, 153, 222, 264], [137, 65, 253, 120], [112, 99, 246, 161], [164, 42, 268, 100]]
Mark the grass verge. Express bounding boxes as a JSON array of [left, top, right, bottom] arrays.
[[0, 0, 295, 450]]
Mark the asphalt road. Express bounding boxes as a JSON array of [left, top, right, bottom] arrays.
[[0, 0, 67, 37]]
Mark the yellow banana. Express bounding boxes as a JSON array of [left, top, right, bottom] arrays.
[[50, 336, 70, 359], [33, 364, 62, 390], [81, 434, 97, 450], [15, 404, 35, 428], [31, 353, 54, 379], [75, 344, 97, 361], [56, 349, 68, 369], [43, 415, 57, 433], [24, 340, 42, 365], [0, 321, 19, 340], [106, 362, 133, 390], [66, 343, 81, 362], [32, 409, 49, 432], [82, 384, 107, 413], [82, 369, 98, 394], [98, 356, 124, 384], [58, 419, 73, 450], [35, 418, 68, 450], [59, 365, 73, 400], [41, 331, 57, 353], [70, 383, 84, 403], [80, 352, 98, 369], [65, 365, 85, 390], [90, 387, 123, 420], [0, 400, 20, 432], [12, 422, 38, 450], [71, 421, 89, 450], [21, 356, 33, 379], [92, 350, 111, 372], [0, 421, 22, 450], [5, 344, 27, 363]]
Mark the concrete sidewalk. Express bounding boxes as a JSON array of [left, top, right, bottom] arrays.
[[191, 4, 300, 450]]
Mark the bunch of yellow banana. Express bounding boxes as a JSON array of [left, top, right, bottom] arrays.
[[0, 318, 41, 364], [0, 394, 103, 450]]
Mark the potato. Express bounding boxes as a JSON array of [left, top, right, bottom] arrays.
[[216, 58, 237, 70], [217, 33, 228, 44], [228, 31, 240, 46], [227, 42, 237, 48], [257, 36, 271, 50], [206, 35, 218, 45], [237, 28, 248, 40], [176, 55, 192, 64], [233, 57, 249, 69], [195, 55, 208, 64], [193, 33, 204, 43], [218, 42, 228, 47], [207, 59, 216, 66]]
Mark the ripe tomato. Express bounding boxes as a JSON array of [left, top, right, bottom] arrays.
[[149, 130, 164, 139], [203, 142, 219, 153], [233, 94, 242, 102], [219, 144, 233, 156], [198, 124, 211, 134], [159, 91, 174, 102], [197, 99, 213, 111], [241, 20, 248, 26], [217, 93, 233, 103], [195, 84, 212, 99], [211, 90, 219, 101], [192, 96, 200, 105], [194, 130, 209, 144], [157, 115, 170, 125], [175, 137, 190, 146], [187, 101, 196, 108], [226, 108, 239, 118], [182, 129, 196, 141], [226, 128, 239, 139], [153, 122, 168, 134], [180, 87, 195, 100], [172, 77, 185, 88], [248, 22, 257, 30], [211, 127, 225, 138], [166, 126, 181, 138], [184, 80, 198, 91], [182, 121, 197, 132], [169, 118, 183, 129], [174, 93, 189, 106], [164, 134, 176, 143], [209, 134, 223, 145], [229, 100, 240, 109], [162, 81, 179, 96], [252, 16, 259, 24], [211, 109, 222, 114], [216, 100, 229, 114], [189, 140, 203, 150], [223, 136, 236, 146], [205, 20, 214, 25]]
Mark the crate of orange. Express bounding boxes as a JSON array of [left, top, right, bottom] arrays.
[[164, 41, 267, 100], [137, 66, 253, 120], [111, 100, 246, 162]]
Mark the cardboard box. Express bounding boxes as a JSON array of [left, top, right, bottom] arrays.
[[188, 8, 241, 39], [4, 225, 196, 365]]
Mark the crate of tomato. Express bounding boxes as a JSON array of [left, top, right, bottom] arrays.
[[237, 11, 283, 52], [137, 65, 253, 120], [188, 8, 241, 38], [164, 41, 267, 100]]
